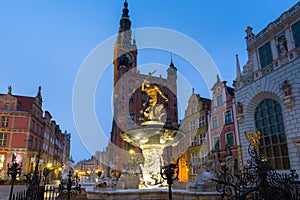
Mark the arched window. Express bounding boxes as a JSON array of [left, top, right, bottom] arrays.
[[254, 99, 290, 169]]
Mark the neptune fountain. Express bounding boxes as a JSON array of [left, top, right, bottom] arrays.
[[121, 79, 185, 188]]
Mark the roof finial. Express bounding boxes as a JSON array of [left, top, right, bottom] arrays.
[[7, 86, 12, 95], [217, 74, 221, 82], [37, 86, 42, 97], [192, 88, 194, 94], [236, 54, 242, 80], [122, 0, 129, 18], [169, 53, 175, 68]]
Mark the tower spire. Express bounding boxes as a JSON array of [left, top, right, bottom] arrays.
[[119, 0, 131, 33], [236, 54, 242, 80]]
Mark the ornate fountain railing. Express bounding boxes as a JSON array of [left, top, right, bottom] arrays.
[[212, 130, 300, 200]]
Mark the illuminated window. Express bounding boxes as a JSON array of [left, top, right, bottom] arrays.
[[0, 155, 4, 170], [254, 99, 290, 169]]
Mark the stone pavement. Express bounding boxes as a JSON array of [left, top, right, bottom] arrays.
[[0, 185, 27, 200]]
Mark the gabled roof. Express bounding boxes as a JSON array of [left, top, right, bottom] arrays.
[[0, 94, 35, 111]]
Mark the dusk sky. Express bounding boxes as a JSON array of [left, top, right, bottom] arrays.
[[0, 0, 298, 162]]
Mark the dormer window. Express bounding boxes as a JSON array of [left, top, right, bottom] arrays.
[[259, 42, 273, 68], [4, 103, 9, 110]]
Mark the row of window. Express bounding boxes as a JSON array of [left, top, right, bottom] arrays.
[[190, 133, 207, 146], [212, 110, 233, 129], [189, 116, 206, 131], [213, 132, 235, 150]]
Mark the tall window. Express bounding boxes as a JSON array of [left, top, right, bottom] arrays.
[[217, 95, 223, 106], [200, 150, 208, 164], [199, 133, 206, 145], [1, 117, 8, 127], [254, 99, 290, 169], [191, 152, 198, 162], [189, 120, 196, 131], [190, 107, 195, 115], [4, 103, 10, 110], [212, 116, 218, 128], [198, 116, 205, 128], [292, 20, 300, 48], [191, 152, 198, 174], [214, 137, 220, 150], [226, 132, 234, 147], [0, 134, 7, 146], [190, 136, 197, 146], [225, 110, 232, 124], [259, 42, 273, 68]]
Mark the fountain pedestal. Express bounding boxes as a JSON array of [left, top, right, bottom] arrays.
[[121, 124, 184, 189]]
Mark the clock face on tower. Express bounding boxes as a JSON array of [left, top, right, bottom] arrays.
[[124, 52, 133, 64]]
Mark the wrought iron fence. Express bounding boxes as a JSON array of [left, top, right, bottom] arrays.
[[12, 185, 58, 200], [212, 130, 300, 200]]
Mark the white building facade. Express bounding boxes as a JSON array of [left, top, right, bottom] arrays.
[[235, 2, 300, 172]]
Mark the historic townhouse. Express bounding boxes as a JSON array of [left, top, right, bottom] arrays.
[[0, 86, 70, 179], [179, 89, 211, 181], [210, 76, 242, 171]]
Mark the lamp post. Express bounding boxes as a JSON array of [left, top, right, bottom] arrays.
[[7, 153, 22, 200], [160, 159, 179, 200], [43, 163, 52, 185]]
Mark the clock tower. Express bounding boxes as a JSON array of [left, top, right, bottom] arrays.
[[113, 0, 137, 86], [110, 1, 178, 165]]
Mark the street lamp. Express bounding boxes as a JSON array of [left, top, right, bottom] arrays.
[[160, 159, 179, 200], [7, 153, 22, 200], [43, 163, 52, 185]]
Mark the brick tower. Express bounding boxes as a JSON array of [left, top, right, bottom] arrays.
[[110, 1, 178, 156]]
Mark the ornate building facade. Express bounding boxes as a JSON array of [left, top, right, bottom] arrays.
[[209, 76, 242, 172], [0, 86, 70, 179], [234, 2, 300, 171], [179, 89, 211, 181]]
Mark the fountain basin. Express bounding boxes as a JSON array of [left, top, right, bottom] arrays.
[[121, 124, 184, 147]]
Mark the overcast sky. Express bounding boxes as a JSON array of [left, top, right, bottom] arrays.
[[0, 0, 298, 162]]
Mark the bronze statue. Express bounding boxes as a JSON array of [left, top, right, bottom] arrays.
[[140, 79, 168, 123]]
